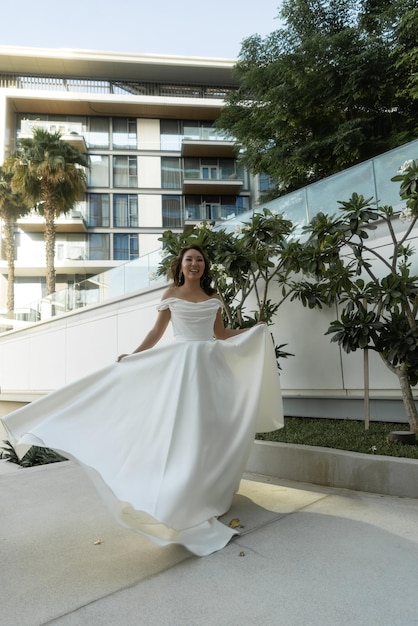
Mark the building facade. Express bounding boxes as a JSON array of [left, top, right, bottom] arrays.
[[0, 47, 261, 316]]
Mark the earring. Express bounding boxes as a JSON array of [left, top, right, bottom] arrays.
[[179, 271, 183, 285]]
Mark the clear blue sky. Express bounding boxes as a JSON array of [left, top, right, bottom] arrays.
[[2, 0, 283, 59]]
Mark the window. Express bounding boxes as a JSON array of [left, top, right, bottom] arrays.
[[183, 157, 236, 181], [160, 119, 181, 150], [112, 117, 137, 149], [161, 157, 181, 188], [161, 120, 220, 150], [162, 195, 183, 228], [88, 155, 109, 187], [114, 234, 139, 260], [88, 194, 110, 227], [85, 117, 109, 149], [259, 172, 274, 192], [113, 194, 138, 227], [88, 234, 110, 260], [113, 156, 138, 187], [201, 158, 218, 180], [55, 235, 87, 261], [183, 157, 200, 180], [184, 195, 250, 222]]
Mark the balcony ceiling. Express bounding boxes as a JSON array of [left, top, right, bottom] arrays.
[[17, 216, 87, 233], [0, 47, 238, 86], [182, 179, 243, 195], [182, 140, 239, 158], [6, 94, 224, 121]]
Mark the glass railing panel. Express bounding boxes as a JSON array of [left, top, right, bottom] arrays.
[[306, 160, 376, 219], [9, 249, 166, 329], [374, 142, 418, 210], [264, 188, 308, 230]]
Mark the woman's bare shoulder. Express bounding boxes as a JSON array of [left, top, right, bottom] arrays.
[[160, 285, 177, 301]]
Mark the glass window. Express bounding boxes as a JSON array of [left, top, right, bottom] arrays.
[[160, 119, 181, 150], [259, 172, 273, 192], [113, 156, 138, 187], [184, 195, 250, 222], [56, 234, 87, 261], [113, 194, 138, 227], [88, 155, 109, 187], [88, 194, 110, 227], [114, 234, 139, 260], [201, 158, 218, 180], [219, 159, 235, 179], [183, 121, 200, 140], [220, 195, 249, 220], [161, 157, 181, 188], [183, 157, 237, 181], [88, 234, 110, 260], [112, 117, 137, 149], [85, 117, 109, 148], [183, 157, 200, 180], [162, 195, 183, 228]]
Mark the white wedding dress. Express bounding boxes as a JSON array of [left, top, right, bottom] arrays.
[[2, 298, 283, 556]]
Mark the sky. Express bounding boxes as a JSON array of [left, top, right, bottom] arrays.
[[1, 0, 283, 59]]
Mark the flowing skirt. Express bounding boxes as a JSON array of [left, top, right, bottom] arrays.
[[2, 325, 283, 556]]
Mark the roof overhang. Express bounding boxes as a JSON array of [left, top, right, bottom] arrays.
[[0, 46, 238, 86], [4, 91, 225, 120]]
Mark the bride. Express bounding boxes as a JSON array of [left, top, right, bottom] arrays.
[[3, 245, 283, 556]]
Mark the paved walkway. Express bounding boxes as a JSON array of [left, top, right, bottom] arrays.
[[2, 459, 418, 625]]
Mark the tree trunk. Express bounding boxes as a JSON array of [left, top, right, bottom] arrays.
[[379, 354, 418, 432], [396, 362, 418, 433], [44, 207, 56, 296], [3, 216, 16, 315]]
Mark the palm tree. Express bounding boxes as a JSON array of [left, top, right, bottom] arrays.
[[0, 166, 31, 314], [7, 128, 88, 295]]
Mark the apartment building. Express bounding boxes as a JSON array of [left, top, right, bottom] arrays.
[[0, 46, 260, 316]]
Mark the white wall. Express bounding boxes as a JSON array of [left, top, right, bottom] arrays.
[[138, 156, 161, 188], [137, 118, 160, 151], [0, 285, 172, 398]]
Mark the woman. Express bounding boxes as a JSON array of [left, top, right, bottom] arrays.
[[2, 245, 283, 556]]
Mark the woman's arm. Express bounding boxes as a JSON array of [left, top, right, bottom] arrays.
[[117, 308, 171, 361]]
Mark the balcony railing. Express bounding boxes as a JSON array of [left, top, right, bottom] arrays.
[[8, 249, 166, 328], [17, 205, 87, 233], [0, 74, 235, 101], [18, 119, 87, 152]]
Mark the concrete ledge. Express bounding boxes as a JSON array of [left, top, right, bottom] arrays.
[[246, 440, 418, 499]]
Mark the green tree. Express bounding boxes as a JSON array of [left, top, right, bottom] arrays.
[[6, 128, 88, 295], [0, 166, 31, 314], [217, 0, 418, 197], [393, 5, 418, 105], [291, 160, 418, 431]]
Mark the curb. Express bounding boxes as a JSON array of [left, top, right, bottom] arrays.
[[246, 440, 418, 499], [4, 444, 418, 500]]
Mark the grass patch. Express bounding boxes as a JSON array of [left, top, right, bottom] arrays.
[[256, 417, 418, 459]]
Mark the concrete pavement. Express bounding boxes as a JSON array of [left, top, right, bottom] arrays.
[[2, 459, 418, 626]]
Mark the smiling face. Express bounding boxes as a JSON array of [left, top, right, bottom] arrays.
[[181, 248, 206, 282]]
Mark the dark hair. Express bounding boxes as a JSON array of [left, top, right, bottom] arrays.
[[170, 245, 216, 295]]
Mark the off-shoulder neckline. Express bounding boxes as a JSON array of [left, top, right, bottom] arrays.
[[161, 297, 220, 305]]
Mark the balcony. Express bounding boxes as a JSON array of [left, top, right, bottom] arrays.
[[17, 209, 87, 233], [182, 174, 243, 195], [181, 139, 239, 158], [18, 119, 88, 153]]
